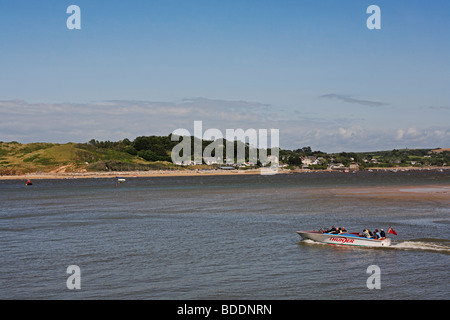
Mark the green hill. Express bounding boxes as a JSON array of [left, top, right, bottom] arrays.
[[1, 136, 448, 175], [0, 140, 177, 175]]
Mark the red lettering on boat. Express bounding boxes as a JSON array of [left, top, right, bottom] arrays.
[[329, 237, 354, 244]]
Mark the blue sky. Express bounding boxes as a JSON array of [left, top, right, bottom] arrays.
[[1, 0, 449, 152]]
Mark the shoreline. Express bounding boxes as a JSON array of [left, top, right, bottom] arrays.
[[0, 166, 448, 181], [0, 169, 266, 180]]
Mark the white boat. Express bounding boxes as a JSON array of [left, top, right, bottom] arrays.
[[296, 230, 391, 247]]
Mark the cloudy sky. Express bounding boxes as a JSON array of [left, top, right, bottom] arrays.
[[1, 0, 449, 152]]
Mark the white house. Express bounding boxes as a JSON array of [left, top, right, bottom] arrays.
[[329, 163, 345, 170], [203, 157, 218, 165], [267, 155, 279, 165], [301, 156, 321, 166]]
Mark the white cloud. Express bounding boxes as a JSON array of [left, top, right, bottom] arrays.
[[338, 125, 363, 139], [393, 126, 450, 149], [406, 127, 419, 137], [0, 99, 448, 152], [396, 129, 405, 140]]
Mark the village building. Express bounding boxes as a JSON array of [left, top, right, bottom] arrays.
[[349, 162, 359, 170], [203, 157, 218, 165]]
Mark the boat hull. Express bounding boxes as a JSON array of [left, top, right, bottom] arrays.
[[297, 230, 391, 247]]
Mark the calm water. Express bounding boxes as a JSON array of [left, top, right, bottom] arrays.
[[0, 171, 449, 299]]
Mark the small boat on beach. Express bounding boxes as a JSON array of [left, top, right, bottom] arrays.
[[296, 230, 391, 247]]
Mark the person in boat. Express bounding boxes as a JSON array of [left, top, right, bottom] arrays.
[[325, 226, 337, 233], [373, 229, 379, 239], [380, 229, 386, 238], [374, 229, 381, 239], [339, 227, 347, 234], [362, 229, 371, 238]]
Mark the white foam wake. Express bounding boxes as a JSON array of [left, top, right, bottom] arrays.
[[390, 241, 450, 253], [300, 238, 450, 253]]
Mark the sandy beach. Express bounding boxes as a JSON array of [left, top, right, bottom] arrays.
[[0, 168, 268, 180], [0, 166, 447, 181]]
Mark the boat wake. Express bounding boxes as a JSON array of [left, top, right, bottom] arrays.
[[390, 238, 450, 254], [299, 238, 450, 254], [301, 239, 328, 246]]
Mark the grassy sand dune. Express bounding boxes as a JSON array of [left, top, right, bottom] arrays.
[[0, 142, 176, 175]]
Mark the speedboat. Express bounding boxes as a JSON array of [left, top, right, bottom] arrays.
[[296, 230, 391, 247]]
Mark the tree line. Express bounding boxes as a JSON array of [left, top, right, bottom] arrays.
[[85, 137, 449, 167]]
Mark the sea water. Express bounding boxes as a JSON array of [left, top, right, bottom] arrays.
[[0, 170, 448, 299]]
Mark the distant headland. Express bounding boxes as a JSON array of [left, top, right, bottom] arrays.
[[0, 136, 448, 177]]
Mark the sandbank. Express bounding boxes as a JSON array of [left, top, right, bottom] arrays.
[[328, 185, 450, 201], [0, 169, 271, 180]]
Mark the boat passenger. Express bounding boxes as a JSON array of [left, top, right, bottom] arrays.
[[339, 227, 347, 234], [380, 229, 386, 238], [325, 226, 337, 233], [331, 227, 341, 234], [374, 229, 381, 239], [362, 229, 371, 238]]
